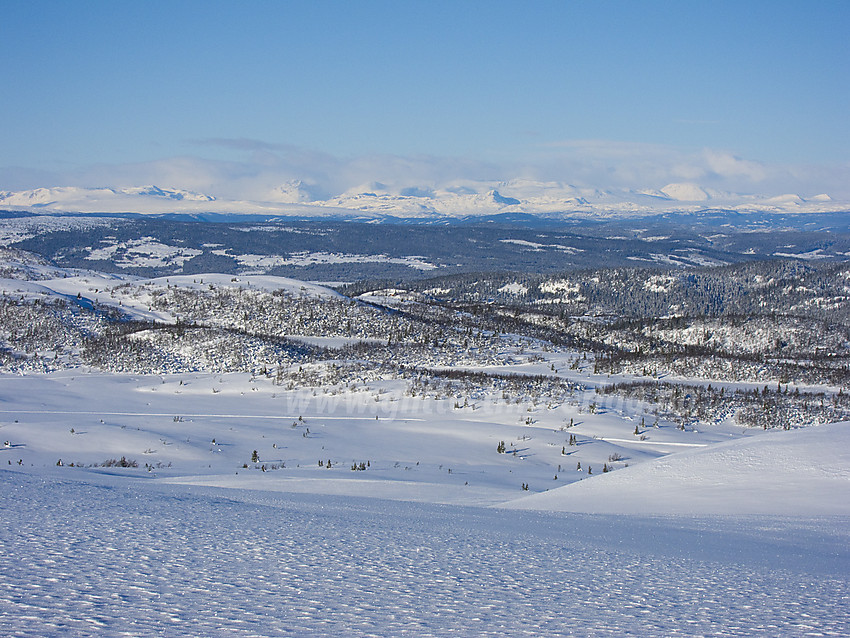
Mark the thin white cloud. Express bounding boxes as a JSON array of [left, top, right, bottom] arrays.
[[188, 138, 295, 153], [701, 149, 768, 182], [3, 138, 848, 201], [527, 139, 849, 198]]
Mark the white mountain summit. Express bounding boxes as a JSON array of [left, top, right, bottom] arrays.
[[121, 185, 216, 202], [659, 182, 713, 202], [0, 185, 215, 209], [0, 179, 843, 219]]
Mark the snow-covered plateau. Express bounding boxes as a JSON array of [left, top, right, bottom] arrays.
[[0, 262, 848, 636]]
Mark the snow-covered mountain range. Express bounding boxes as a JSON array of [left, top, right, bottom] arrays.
[[0, 179, 842, 219]]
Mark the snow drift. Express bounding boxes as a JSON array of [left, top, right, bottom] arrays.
[[503, 421, 850, 516]]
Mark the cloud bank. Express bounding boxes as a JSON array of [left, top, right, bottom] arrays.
[[2, 139, 848, 203]]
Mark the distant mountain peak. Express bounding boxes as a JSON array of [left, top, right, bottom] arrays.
[[0, 180, 843, 219], [122, 185, 216, 202], [490, 190, 521, 206], [660, 183, 711, 202], [269, 179, 326, 203]]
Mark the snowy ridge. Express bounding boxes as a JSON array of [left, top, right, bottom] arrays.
[[2, 179, 847, 219], [504, 422, 850, 515], [0, 214, 122, 244]]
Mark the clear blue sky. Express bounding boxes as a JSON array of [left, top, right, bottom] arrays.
[[2, 0, 848, 195]]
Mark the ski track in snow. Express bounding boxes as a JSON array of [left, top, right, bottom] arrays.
[[1, 470, 848, 637], [0, 409, 424, 422]]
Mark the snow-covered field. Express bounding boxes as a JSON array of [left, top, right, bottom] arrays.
[[3, 469, 848, 637], [1, 370, 848, 636]]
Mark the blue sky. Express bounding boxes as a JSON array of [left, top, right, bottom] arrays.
[[2, 0, 849, 197]]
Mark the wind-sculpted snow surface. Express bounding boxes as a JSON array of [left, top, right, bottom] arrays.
[[1, 470, 848, 637]]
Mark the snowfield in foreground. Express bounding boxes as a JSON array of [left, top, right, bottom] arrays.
[[0, 371, 848, 636], [2, 470, 848, 638]]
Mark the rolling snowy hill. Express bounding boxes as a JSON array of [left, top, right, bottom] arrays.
[[505, 421, 850, 516]]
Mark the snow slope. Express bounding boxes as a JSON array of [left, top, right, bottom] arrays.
[[0, 271, 343, 324], [504, 422, 850, 516]]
